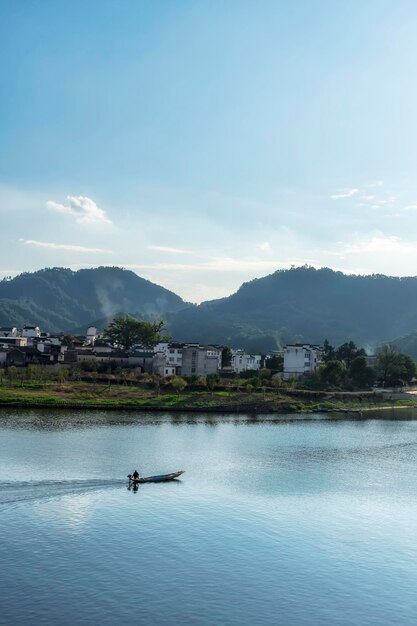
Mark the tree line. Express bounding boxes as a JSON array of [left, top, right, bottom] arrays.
[[317, 340, 416, 389]]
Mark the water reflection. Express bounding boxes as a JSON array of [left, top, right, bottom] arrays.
[[2, 411, 417, 625], [2, 406, 417, 433]]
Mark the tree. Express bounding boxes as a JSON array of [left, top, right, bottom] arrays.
[[322, 339, 336, 363], [376, 345, 416, 386], [401, 354, 416, 383], [221, 347, 233, 368], [7, 365, 17, 383], [206, 372, 219, 391], [265, 354, 283, 371], [349, 356, 375, 388], [170, 376, 187, 394], [104, 316, 168, 350], [61, 335, 75, 348], [319, 360, 346, 387], [259, 368, 272, 380], [336, 341, 365, 366]]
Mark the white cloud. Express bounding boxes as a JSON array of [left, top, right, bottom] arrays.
[[403, 204, 417, 212], [47, 195, 112, 224], [341, 234, 403, 254], [257, 241, 271, 252], [123, 257, 311, 273], [324, 233, 415, 259], [361, 195, 376, 201], [148, 245, 193, 254], [19, 239, 113, 254], [330, 188, 359, 200]]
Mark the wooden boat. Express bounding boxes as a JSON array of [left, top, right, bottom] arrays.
[[128, 470, 184, 484]]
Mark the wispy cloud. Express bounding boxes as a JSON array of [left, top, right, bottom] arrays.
[[324, 233, 413, 258], [340, 234, 402, 254], [330, 188, 359, 200], [257, 241, 271, 252], [19, 239, 113, 254], [47, 195, 112, 224], [148, 245, 193, 254], [123, 257, 312, 273]]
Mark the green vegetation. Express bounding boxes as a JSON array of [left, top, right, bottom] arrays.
[[221, 347, 232, 368], [166, 266, 417, 351], [316, 340, 374, 389], [0, 267, 185, 331], [0, 366, 414, 414], [103, 316, 168, 350], [306, 340, 416, 390], [375, 345, 416, 386], [6, 265, 417, 351]]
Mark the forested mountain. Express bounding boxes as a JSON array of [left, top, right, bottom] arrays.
[[0, 267, 186, 331], [3, 265, 417, 351], [166, 266, 417, 351], [391, 331, 417, 361]]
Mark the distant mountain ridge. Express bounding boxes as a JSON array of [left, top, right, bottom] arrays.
[[0, 267, 186, 332], [166, 266, 417, 351], [3, 265, 417, 352]]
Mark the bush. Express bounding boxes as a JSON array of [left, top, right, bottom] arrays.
[[170, 376, 187, 394]]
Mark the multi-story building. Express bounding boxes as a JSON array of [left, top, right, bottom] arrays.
[[180, 345, 220, 377], [231, 349, 262, 373], [283, 344, 323, 380]]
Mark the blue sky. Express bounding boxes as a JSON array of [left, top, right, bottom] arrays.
[[2, 0, 417, 302]]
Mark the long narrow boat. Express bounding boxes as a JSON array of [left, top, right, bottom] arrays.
[[128, 470, 184, 484]]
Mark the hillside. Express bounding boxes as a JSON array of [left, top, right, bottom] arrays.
[[3, 265, 417, 351], [166, 266, 417, 350], [0, 267, 186, 332], [391, 331, 417, 361]]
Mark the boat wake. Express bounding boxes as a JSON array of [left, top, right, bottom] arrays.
[[0, 478, 124, 509]]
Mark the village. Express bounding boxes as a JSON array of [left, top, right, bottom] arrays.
[[0, 324, 335, 381]]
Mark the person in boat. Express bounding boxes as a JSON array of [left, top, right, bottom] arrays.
[[132, 469, 140, 481]]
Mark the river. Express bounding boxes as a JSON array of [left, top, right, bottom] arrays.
[[1, 408, 417, 625]]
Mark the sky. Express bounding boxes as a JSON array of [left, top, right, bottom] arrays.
[[2, 0, 417, 302]]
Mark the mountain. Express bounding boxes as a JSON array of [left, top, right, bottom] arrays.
[[391, 331, 417, 361], [0, 267, 186, 332], [166, 266, 417, 351], [3, 265, 417, 352]]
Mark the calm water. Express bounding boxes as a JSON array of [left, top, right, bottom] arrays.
[[1, 409, 417, 625]]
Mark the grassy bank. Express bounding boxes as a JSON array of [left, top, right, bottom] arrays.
[[0, 381, 415, 413]]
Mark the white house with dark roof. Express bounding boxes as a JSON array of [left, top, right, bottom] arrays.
[[22, 325, 41, 338], [231, 349, 261, 373], [283, 344, 323, 380], [0, 327, 18, 337]]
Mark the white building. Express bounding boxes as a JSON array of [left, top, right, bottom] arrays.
[[0, 327, 18, 337], [180, 345, 220, 377], [86, 326, 99, 344], [231, 350, 262, 373], [22, 325, 41, 338], [283, 344, 323, 380]]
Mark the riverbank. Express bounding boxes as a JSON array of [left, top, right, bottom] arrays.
[[0, 381, 415, 413]]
